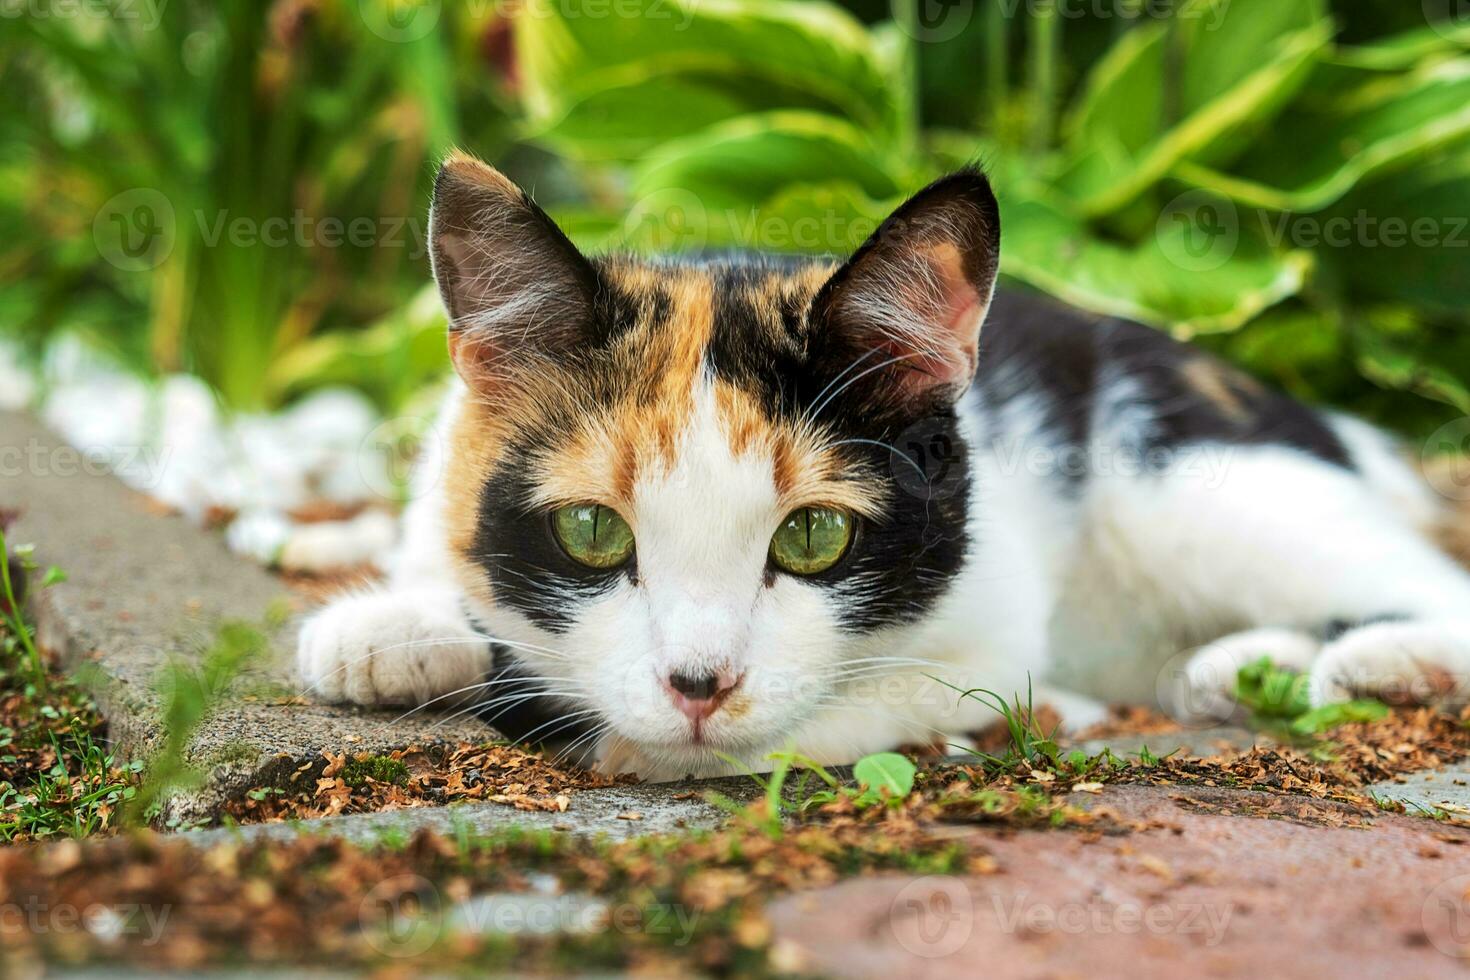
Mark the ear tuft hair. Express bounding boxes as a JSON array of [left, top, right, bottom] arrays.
[[811, 167, 1001, 405]]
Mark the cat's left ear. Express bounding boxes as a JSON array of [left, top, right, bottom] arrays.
[[428, 151, 599, 386], [810, 168, 1000, 405]]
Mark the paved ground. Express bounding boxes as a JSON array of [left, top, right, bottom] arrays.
[[2, 410, 492, 822], [766, 782, 1470, 979]]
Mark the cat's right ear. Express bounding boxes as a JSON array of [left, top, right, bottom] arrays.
[[429, 152, 598, 385]]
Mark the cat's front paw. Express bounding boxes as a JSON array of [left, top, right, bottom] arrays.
[[297, 590, 490, 707], [1310, 621, 1470, 708], [1168, 628, 1320, 724]]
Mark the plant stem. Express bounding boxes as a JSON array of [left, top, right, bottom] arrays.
[[893, 0, 921, 159], [1027, 0, 1062, 154], [0, 527, 47, 692], [985, 0, 1010, 135]]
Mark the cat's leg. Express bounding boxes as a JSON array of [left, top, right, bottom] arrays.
[[1080, 443, 1470, 717], [1311, 619, 1470, 707]]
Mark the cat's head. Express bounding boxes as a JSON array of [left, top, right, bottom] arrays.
[[429, 153, 999, 773]]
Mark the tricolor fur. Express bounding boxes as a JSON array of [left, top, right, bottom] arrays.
[[299, 153, 1470, 780]]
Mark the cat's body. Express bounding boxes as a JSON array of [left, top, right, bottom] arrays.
[[299, 156, 1470, 780]]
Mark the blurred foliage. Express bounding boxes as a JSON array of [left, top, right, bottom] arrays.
[[3, 0, 1470, 437]]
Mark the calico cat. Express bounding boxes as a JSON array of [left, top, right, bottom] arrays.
[[298, 152, 1470, 780]]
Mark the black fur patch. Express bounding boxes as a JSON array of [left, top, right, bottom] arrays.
[[976, 289, 1353, 476], [472, 433, 633, 634], [704, 257, 974, 634]]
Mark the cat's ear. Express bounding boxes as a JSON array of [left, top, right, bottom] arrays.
[[429, 151, 598, 383], [810, 167, 1000, 405]]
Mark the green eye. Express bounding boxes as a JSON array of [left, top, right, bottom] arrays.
[[769, 507, 853, 576], [552, 504, 635, 569]]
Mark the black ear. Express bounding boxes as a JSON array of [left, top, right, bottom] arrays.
[[810, 167, 1000, 405], [429, 152, 598, 383]]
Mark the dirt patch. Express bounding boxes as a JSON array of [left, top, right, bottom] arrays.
[[222, 742, 637, 824]]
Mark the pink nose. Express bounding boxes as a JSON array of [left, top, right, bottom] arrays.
[[665, 669, 740, 722]]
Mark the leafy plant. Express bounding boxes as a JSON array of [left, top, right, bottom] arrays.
[[933, 675, 1065, 776], [511, 0, 1470, 439], [1234, 655, 1389, 734], [851, 751, 917, 806], [1, 0, 514, 411], [0, 534, 142, 841]]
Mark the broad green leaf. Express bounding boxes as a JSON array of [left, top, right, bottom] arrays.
[[1172, 58, 1470, 212], [1000, 186, 1311, 335], [266, 286, 448, 411], [615, 179, 894, 255], [1357, 328, 1470, 415], [525, 79, 751, 161], [624, 112, 905, 252], [514, 0, 898, 143], [1061, 0, 1332, 215], [1331, 23, 1470, 71], [1316, 146, 1470, 312], [853, 752, 916, 801]]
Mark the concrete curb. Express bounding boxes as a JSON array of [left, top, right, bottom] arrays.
[[2, 410, 495, 824]]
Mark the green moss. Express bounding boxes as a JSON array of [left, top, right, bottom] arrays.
[[341, 755, 409, 788]]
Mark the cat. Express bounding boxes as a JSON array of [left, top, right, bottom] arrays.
[[298, 152, 1470, 780]]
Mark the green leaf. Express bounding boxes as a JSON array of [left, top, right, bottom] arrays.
[[524, 79, 752, 162], [1172, 59, 1470, 212], [620, 112, 905, 252], [1061, 0, 1332, 215], [1331, 23, 1470, 72], [999, 185, 1311, 335], [852, 752, 916, 802], [40, 567, 67, 588], [1289, 700, 1389, 735], [514, 0, 898, 146], [1313, 145, 1470, 313]]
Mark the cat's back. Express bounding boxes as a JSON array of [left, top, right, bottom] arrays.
[[972, 288, 1355, 475]]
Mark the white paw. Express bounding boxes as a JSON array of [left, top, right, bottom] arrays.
[[297, 589, 491, 707], [1169, 628, 1321, 725], [1310, 621, 1470, 708]]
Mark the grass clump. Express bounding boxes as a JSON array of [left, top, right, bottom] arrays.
[[0, 525, 142, 841]]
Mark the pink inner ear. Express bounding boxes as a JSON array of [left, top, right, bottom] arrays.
[[874, 241, 984, 395]]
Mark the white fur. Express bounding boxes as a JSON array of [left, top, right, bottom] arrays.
[[298, 373, 1470, 778]]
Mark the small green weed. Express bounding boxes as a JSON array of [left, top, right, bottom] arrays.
[[0, 529, 141, 841], [1235, 656, 1389, 735]]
